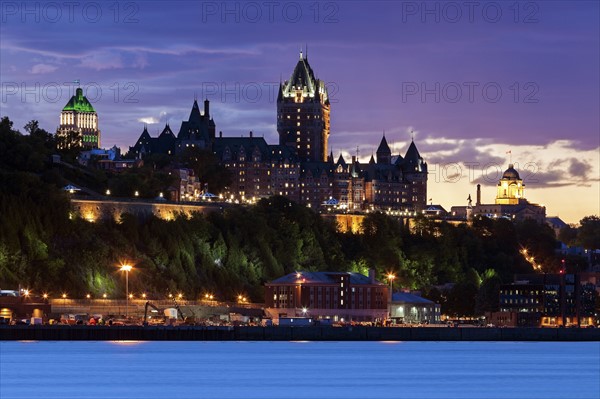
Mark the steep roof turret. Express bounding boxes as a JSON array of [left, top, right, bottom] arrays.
[[62, 87, 95, 113]]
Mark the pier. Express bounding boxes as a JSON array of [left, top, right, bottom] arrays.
[[1, 325, 599, 341]]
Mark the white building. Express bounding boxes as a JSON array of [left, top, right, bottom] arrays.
[[390, 292, 441, 324]]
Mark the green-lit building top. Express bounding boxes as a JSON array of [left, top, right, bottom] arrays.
[[62, 88, 96, 113]]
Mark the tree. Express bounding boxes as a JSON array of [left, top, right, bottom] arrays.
[[558, 224, 578, 246], [178, 147, 232, 194], [24, 120, 40, 135], [578, 216, 600, 250]]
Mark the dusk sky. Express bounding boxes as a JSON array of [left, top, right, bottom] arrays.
[[1, 1, 598, 223]]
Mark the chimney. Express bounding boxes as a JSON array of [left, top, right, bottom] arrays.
[[249, 131, 253, 138], [476, 184, 481, 206], [204, 99, 209, 117], [368, 269, 375, 284], [219, 131, 222, 138], [352, 156, 356, 164]]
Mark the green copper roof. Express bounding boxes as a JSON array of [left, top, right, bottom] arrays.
[[62, 88, 96, 113]]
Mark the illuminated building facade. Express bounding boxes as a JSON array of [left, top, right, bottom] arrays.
[[127, 52, 428, 211], [495, 164, 525, 205], [56, 87, 100, 149], [277, 50, 330, 162], [497, 273, 600, 327], [451, 164, 546, 223], [264, 270, 389, 322]]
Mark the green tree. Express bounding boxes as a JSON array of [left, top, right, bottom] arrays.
[[578, 216, 600, 250]]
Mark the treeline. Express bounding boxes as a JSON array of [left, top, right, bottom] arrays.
[[1, 117, 597, 315]]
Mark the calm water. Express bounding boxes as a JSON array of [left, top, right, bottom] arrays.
[[0, 341, 598, 399]]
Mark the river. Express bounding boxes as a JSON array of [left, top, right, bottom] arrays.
[[1, 341, 598, 398]]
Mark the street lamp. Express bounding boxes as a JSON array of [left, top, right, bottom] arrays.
[[120, 264, 133, 318], [387, 273, 396, 322]]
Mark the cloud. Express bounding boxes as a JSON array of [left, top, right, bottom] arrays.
[[137, 117, 159, 124], [30, 63, 58, 74], [78, 52, 123, 71], [568, 158, 592, 179]]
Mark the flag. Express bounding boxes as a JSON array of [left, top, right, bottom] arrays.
[[73, 79, 80, 85], [506, 150, 511, 154]]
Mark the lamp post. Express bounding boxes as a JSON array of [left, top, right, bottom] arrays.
[[387, 273, 396, 323], [120, 264, 132, 318]]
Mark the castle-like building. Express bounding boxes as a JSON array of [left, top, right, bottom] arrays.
[[56, 87, 101, 149], [129, 52, 428, 211], [277, 50, 330, 162], [451, 164, 546, 223]]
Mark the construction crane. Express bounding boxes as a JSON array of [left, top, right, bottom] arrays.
[[143, 301, 161, 326], [168, 293, 196, 324]]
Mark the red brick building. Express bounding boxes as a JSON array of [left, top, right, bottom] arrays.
[[264, 270, 388, 323]]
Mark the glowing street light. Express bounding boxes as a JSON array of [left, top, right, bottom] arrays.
[[120, 264, 133, 318], [387, 273, 396, 321]]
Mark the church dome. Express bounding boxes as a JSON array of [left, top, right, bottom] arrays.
[[502, 164, 520, 180]]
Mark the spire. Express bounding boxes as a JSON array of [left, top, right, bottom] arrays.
[[376, 132, 391, 164], [189, 99, 202, 122], [403, 140, 425, 173], [405, 140, 421, 161], [277, 82, 284, 102]]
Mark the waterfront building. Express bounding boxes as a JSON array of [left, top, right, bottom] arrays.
[[389, 291, 441, 324], [0, 290, 51, 323], [264, 270, 388, 323], [496, 272, 599, 327], [56, 87, 101, 149]]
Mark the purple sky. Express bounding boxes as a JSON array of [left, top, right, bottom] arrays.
[[1, 1, 598, 222]]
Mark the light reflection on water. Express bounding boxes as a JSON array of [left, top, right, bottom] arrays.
[[1, 341, 599, 399], [108, 340, 147, 346]]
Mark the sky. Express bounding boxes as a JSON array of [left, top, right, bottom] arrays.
[[1, 1, 598, 223]]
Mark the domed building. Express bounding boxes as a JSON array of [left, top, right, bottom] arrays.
[[451, 163, 546, 223], [496, 164, 525, 205]]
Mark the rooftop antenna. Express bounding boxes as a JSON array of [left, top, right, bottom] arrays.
[[356, 146, 360, 160], [305, 44, 308, 59], [194, 92, 197, 101], [411, 129, 414, 142]]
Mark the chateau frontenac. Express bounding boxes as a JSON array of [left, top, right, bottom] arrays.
[[129, 52, 428, 211]]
